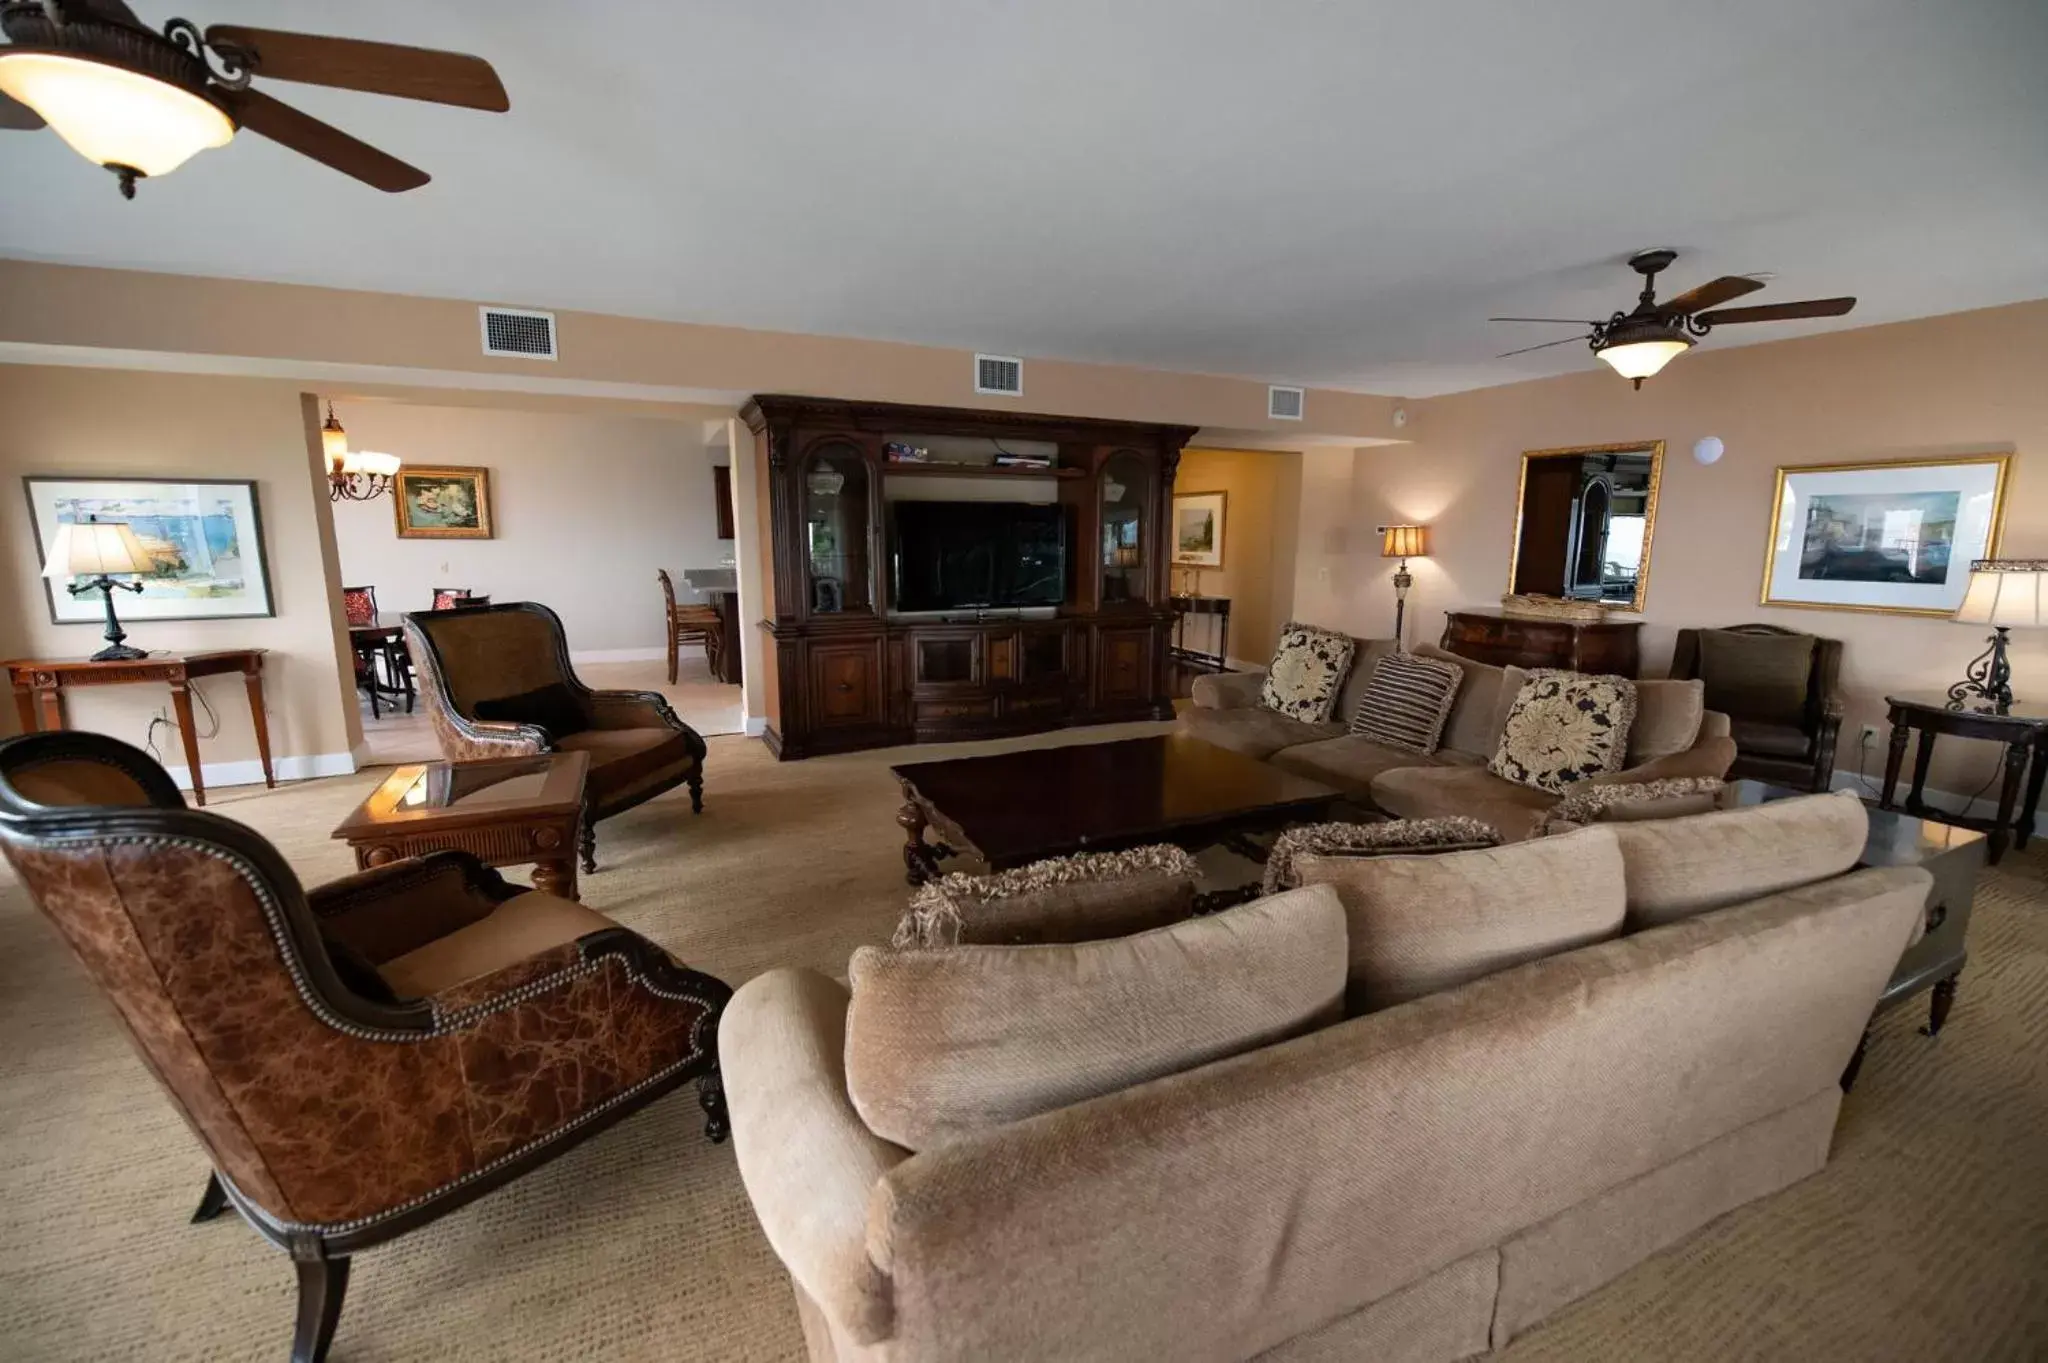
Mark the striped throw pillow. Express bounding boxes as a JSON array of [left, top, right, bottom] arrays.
[[1347, 651, 1463, 755]]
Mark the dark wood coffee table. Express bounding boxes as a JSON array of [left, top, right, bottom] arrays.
[[333, 751, 590, 901], [892, 734, 1346, 888]]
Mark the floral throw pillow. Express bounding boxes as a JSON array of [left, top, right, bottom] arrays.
[[1260, 623, 1357, 723], [1488, 670, 1639, 794]]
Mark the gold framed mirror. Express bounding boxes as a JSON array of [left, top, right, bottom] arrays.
[[1506, 441, 1664, 612]]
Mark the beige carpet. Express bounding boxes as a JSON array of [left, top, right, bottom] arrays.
[[1, 729, 2044, 1361]]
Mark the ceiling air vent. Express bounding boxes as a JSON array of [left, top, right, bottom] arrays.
[[975, 353, 1024, 396], [480, 306, 557, 360], [1268, 385, 1305, 421]]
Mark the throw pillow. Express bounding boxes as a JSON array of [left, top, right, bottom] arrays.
[[1488, 669, 1638, 794], [1696, 630, 1815, 726], [892, 845, 1199, 948], [1261, 816, 1502, 895], [472, 682, 588, 738], [1260, 622, 1357, 724], [845, 886, 1348, 1149], [1533, 777, 1727, 838], [1346, 652, 1464, 756], [1291, 825, 1627, 1012], [1608, 790, 1868, 929], [1626, 678, 1707, 765]]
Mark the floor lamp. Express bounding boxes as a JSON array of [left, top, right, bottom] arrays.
[[1381, 524, 1430, 650]]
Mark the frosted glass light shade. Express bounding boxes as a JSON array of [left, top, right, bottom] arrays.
[[0, 52, 233, 177], [345, 450, 403, 476], [43, 519, 152, 578], [1381, 524, 1429, 559], [1953, 560, 2048, 628], [1595, 337, 1691, 381]]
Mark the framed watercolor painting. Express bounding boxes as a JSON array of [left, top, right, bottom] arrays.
[[1760, 453, 2011, 616], [393, 465, 494, 539], [1172, 490, 1228, 569], [23, 476, 273, 622]]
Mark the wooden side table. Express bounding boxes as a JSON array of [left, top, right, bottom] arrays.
[[332, 751, 590, 901], [1879, 691, 2048, 865]]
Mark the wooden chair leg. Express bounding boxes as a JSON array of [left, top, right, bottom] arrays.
[[667, 623, 679, 684], [687, 770, 704, 814], [191, 1171, 230, 1224], [289, 1248, 350, 1363]]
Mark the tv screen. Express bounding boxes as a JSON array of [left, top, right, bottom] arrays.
[[891, 501, 1067, 611]]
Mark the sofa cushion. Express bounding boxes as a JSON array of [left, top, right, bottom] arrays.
[[893, 845, 1198, 948], [1370, 763, 1561, 842], [1332, 638, 1398, 730], [1627, 678, 1707, 764], [1346, 651, 1463, 755], [1261, 816, 1503, 894], [1533, 777, 1728, 837], [1490, 670, 1638, 793], [1729, 717, 1814, 759], [1269, 733, 1441, 797], [844, 887, 1348, 1149], [1292, 825, 1627, 1011], [1189, 668, 1269, 711], [1697, 629, 1814, 726], [1180, 704, 1345, 760], [1608, 790, 1868, 929], [1416, 644, 1509, 759], [1261, 622, 1357, 723], [1591, 732, 1740, 786]]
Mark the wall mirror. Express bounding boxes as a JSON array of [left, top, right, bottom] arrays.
[[1506, 441, 1664, 612]]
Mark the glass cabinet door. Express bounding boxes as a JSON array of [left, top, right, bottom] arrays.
[[802, 443, 871, 615], [1099, 450, 1152, 606]]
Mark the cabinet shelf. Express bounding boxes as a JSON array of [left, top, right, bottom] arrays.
[[882, 463, 1084, 480]]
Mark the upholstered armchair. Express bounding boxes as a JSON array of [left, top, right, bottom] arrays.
[[405, 601, 708, 871], [0, 731, 729, 1363], [1670, 624, 1846, 792]]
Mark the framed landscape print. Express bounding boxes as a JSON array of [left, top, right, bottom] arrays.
[[1172, 490, 1228, 569], [24, 476, 273, 622], [1760, 453, 2010, 616], [394, 465, 494, 539]]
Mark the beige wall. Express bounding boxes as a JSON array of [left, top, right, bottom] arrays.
[[1173, 448, 1301, 664], [328, 399, 727, 654], [0, 366, 360, 784], [1330, 299, 2048, 796]]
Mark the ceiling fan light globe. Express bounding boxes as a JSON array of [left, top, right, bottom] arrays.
[[1595, 336, 1691, 382], [0, 51, 233, 179]]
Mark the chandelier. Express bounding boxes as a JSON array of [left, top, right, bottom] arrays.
[[321, 402, 400, 501]]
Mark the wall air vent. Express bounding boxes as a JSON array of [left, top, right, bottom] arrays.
[[1268, 385, 1305, 420], [975, 353, 1024, 396], [480, 306, 558, 360]]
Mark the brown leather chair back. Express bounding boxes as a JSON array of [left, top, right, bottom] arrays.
[[1669, 623, 1843, 732], [406, 600, 578, 718], [0, 731, 441, 1229]]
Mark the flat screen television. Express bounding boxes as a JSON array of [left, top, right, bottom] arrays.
[[890, 500, 1067, 611]]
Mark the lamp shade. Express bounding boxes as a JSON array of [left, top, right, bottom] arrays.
[[43, 519, 152, 579], [1953, 559, 2048, 628], [1381, 524, 1429, 559], [343, 449, 403, 477], [0, 52, 234, 178]]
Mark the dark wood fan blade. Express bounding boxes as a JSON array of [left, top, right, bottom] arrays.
[[1498, 335, 1591, 358], [1695, 298, 1857, 325], [0, 90, 45, 130], [74, 0, 145, 27], [1657, 275, 1766, 316], [1489, 316, 1602, 324], [218, 88, 430, 192], [205, 26, 509, 111]]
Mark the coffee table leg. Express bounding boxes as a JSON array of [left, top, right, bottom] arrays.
[[898, 792, 942, 886], [1922, 971, 1961, 1037], [533, 855, 579, 903]]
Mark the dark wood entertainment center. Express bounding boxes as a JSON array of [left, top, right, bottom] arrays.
[[743, 395, 1199, 759]]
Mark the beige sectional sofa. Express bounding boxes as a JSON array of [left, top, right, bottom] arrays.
[[1180, 638, 1736, 839], [722, 795, 1925, 1362]]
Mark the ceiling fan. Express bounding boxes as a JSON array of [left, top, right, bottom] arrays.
[[1492, 249, 1856, 388], [0, 0, 507, 199]]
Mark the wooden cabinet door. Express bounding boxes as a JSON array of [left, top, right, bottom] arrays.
[[910, 630, 983, 692], [809, 641, 882, 728], [1093, 625, 1155, 705]]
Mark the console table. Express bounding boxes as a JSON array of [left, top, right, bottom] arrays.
[[4, 650, 273, 807], [1169, 594, 1231, 671]]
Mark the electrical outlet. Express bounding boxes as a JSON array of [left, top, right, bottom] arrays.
[[1859, 724, 1880, 747]]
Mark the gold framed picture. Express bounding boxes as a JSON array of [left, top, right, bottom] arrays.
[[1759, 453, 2011, 616], [393, 465, 493, 539], [1172, 490, 1227, 569]]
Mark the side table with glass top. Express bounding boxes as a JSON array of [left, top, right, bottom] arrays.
[[332, 751, 590, 901]]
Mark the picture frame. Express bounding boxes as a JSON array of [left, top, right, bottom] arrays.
[[1172, 490, 1228, 570], [1759, 453, 2011, 616], [23, 476, 274, 623], [393, 465, 494, 539]]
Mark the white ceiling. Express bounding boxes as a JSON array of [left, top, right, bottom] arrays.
[[3, 0, 2045, 397]]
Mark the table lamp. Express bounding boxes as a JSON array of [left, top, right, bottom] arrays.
[[1948, 558, 2047, 710], [43, 515, 152, 661], [1380, 524, 1430, 649]]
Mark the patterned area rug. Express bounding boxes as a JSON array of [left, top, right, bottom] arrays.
[[0, 727, 2044, 1361]]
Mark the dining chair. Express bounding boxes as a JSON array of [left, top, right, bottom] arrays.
[[659, 569, 724, 684]]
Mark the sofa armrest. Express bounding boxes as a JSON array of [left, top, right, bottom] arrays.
[[723, 968, 905, 1346], [1190, 668, 1268, 710], [1592, 733, 1738, 786], [309, 851, 520, 963]]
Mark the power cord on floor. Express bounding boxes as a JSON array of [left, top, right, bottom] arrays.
[[144, 683, 221, 767], [1851, 727, 2003, 816]]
